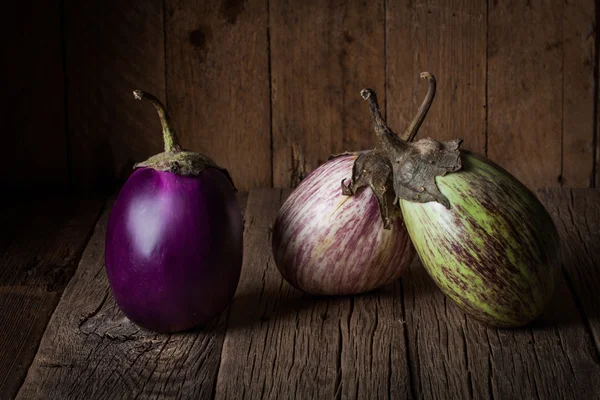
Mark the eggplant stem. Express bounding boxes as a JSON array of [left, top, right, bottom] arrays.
[[401, 72, 436, 143], [360, 89, 406, 149], [133, 90, 182, 153]]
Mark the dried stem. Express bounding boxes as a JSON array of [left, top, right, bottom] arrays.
[[401, 72, 436, 142], [360, 89, 406, 149]]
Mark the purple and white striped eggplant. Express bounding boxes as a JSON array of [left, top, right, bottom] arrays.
[[340, 73, 560, 327], [271, 155, 415, 296]]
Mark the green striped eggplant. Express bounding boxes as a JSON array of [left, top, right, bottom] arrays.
[[342, 73, 560, 327], [400, 152, 560, 327]]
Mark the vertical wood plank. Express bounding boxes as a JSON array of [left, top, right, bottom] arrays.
[[65, 0, 166, 192], [387, 0, 487, 154], [215, 189, 411, 399], [165, 0, 271, 191], [562, 0, 596, 187], [271, 1, 385, 188], [402, 262, 472, 399], [597, 54, 600, 188], [1, 1, 67, 191], [488, 0, 562, 189]]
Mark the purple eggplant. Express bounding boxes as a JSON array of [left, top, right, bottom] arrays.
[[105, 91, 243, 333]]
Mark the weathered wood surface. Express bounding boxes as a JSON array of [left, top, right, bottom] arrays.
[[0, 197, 104, 400], [166, 0, 271, 191], [7, 1, 600, 192], [2, 1, 67, 191], [487, 0, 563, 189], [270, 1, 386, 187], [65, 0, 166, 191], [9, 188, 600, 399], [561, 0, 596, 187], [387, 0, 487, 154]]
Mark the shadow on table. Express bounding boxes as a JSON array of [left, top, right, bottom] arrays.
[[528, 275, 585, 330], [224, 258, 586, 334], [225, 279, 407, 333]]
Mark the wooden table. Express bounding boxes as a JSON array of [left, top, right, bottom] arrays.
[[1, 188, 599, 399]]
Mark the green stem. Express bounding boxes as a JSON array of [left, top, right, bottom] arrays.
[[133, 90, 182, 153], [401, 72, 436, 143]]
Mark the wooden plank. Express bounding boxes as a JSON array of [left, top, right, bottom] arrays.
[[0, 197, 104, 399], [271, 1, 386, 188], [165, 0, 271, 191], [215, 189, 411, 399], [16, 194, 248, 399], [402, 188, 600, 399], [402, 261, 472, 399], [487, 0, 562, 189], [538, 188, 600, 352], [561, 0, 596, 187], [386, 0, 487, 154], [1, 1, 67, 191], [65, 0, 166, 191]]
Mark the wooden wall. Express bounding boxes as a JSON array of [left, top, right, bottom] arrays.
[[3, 0, 598, 193]]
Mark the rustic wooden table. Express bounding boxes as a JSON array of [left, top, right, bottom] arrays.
[[1, 188, 599, 399]]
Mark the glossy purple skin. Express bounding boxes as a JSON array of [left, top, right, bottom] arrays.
[[105, 167, 243, 333]]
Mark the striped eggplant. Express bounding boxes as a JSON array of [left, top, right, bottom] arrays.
[[342, 73, 560, 327], [271, 154, 415, 296], [400, 152, 560, 327]]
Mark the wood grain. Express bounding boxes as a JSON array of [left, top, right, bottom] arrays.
[[65, 0, 166, 192], [487, 0, 563, 189], [15, 195, 248, 400], [562, 0, 596, 187], [1, 1, 67, 191], [270, 1, 385, 188], [387, 0, 487, 154], [402, 261, 472, 399], [165, 0, 271, 191], [597, 61, 600, 189], [539, 188, 600, 353], [215, 189, 411, 399], [0, 197, 104, 400]]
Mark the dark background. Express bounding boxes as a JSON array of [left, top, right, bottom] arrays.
[[2, 0, 598, 194]]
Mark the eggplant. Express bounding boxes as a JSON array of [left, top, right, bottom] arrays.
[[105, 90, 243, 333], [400, 152, 559, 327], [272, 154, 415, 296], [342, 73, 560, 327]]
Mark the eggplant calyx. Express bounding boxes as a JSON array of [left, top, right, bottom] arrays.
[[327, 151, 401, 228], [342, 73, 462, 228], [340, 149, 402, 229], [132, 89, 237, 190], [133, 151, 236, 190]]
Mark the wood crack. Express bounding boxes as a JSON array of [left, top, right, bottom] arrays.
[[77, 290, 109, 330], [334, 320, 343, 400], [461, 321, 473, 399]]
